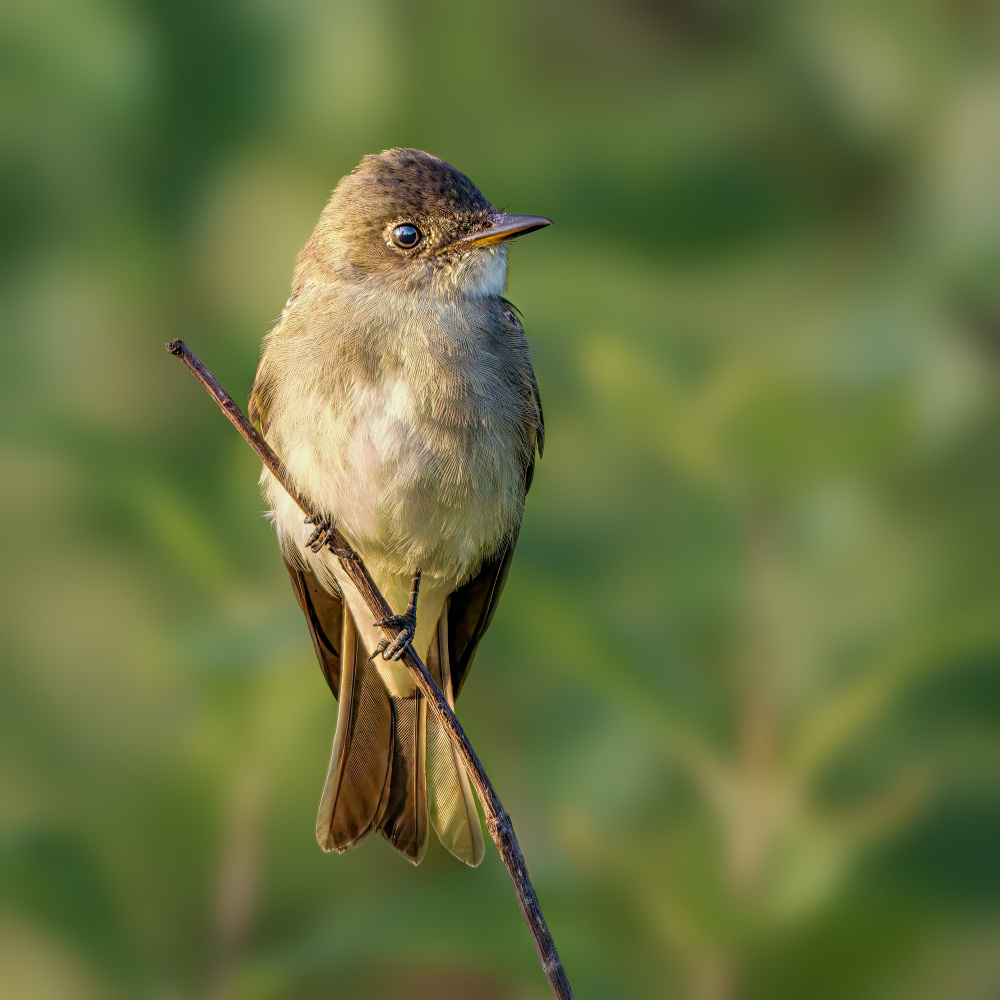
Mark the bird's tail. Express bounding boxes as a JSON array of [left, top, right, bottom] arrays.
[[314, 608, 394, 852], [315, 607, 483, 867], [425, 609, 485, 867]]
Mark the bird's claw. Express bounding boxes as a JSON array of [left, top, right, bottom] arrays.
[[304, 514, 335, 553], [373, 612, 416, 661], [372, 568, 421, 661]]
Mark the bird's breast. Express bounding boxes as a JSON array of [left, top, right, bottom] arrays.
[[269, 330, 529, 589]]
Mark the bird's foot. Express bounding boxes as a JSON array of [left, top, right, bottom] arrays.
[[304, 514, 336, 553], [373, 569, 421, 661], [373, 613, 416, 661]]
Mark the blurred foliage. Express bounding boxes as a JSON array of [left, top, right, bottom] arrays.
[[2, 0, 1000, 997]]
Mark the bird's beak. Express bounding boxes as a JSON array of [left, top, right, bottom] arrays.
[[458, 213, 552, 248]]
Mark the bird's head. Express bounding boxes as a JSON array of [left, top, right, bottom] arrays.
[[297, 148, 550, 298]]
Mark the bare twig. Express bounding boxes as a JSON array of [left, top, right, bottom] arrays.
[[166, 339, 575, 1000]]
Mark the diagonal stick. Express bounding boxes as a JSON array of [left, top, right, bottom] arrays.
[[166, 339, 574, 1000]]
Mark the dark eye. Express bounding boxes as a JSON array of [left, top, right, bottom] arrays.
[[390, 224, 421, 249]]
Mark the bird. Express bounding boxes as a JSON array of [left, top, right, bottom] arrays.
[[249, 148, 549, 866]]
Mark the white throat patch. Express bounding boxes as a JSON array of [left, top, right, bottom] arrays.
[[448, 245, 508, 299]]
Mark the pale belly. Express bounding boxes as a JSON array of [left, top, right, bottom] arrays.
[[264, 374, 525, 694]]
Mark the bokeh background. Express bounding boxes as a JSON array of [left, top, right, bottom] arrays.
[[3, 0, 1000, 997]]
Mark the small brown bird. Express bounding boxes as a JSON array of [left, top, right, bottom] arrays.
[[250, 149, 549, 865]]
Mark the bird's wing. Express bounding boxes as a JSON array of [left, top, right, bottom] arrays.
[[446, 536, 518, 700], [249, 282, 310, 436], [255, 287, 342, 688], [526, 365, 545, 460], [502, 296, 545, 461], [285, 559, 342, 697], [447, 302, 544, 698], [524, 367, 544, 493]]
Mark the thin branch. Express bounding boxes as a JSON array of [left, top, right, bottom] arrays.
[[166, 339, 575, 1000]]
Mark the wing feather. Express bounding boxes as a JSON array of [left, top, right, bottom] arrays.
[[285, 561, 341, 696], [446, 302, 544, 700]]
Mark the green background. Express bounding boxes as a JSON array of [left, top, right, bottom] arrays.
[[2, 1, 1000, 997]]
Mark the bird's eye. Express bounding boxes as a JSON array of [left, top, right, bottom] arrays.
[[390, 224, 422, 249]]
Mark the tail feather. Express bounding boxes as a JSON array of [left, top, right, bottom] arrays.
[[378, 692, 428, 863], [315, 609, 394, 852], [314, 603, 483, 867], [426, 612, 485, 867]]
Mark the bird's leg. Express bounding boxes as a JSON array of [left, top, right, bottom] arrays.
[[373, 569, 421, 661], [304, 513, 336, 553]]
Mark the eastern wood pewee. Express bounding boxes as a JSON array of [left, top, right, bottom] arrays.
[[250, 149, 549, 866]]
